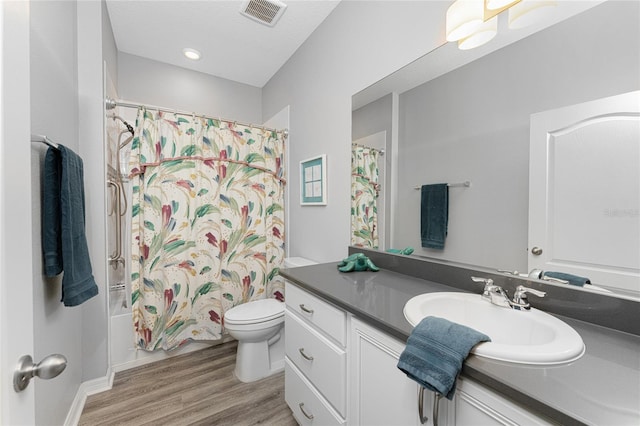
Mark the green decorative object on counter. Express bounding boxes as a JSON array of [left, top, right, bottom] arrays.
[[385, 247, 414, 255], [337, 253, 380, 272]]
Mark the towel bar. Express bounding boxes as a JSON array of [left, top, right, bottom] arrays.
[[414, 180, 471, 190]]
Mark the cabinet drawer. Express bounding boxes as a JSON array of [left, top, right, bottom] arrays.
[[285, 281, 346, 346], [285, 359, 345, 426], [285, 311, 346, 416]]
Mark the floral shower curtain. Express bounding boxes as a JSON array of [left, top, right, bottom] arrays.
[[350, 145, 380, 248], [129, 108, 286, 351]]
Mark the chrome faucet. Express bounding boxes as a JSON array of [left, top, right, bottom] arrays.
[[471, 277, 546, 310], [512, 285, 546, 310], [471, 277, 510, 307]]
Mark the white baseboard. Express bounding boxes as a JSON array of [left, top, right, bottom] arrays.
[[64, 367, 114, 426]]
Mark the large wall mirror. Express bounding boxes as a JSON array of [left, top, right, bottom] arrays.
[[351, 1, 639, 299]]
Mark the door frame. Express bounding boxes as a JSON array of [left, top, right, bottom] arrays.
[[1, 1, 36, 424]]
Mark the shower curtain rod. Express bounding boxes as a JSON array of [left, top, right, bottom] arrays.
[[105, 97, 288, 138], [352, 142, 384, 156]]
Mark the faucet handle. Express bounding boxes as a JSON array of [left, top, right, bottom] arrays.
[[471, 276, 494, 287], [541, 275, 569, 284], [511, 286, 546, 310], [515, 285, 546, 298], [471, 276, 496, 300], [513, 285, 546, 306], [497, 269, 519, 276]]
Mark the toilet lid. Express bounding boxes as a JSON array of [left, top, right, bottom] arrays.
[[225, 299, 284, 324]]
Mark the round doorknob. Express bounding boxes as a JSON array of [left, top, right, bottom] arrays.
[[13, 354, 67, 392], [531, 247, 543, 256]]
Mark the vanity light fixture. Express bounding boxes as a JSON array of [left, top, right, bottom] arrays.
[[183, 48, 201, 61], [445, 0, 486, 42], [446, 0, 556, 50], [508, 0, 557, 29], [458, 15, 498, 50]]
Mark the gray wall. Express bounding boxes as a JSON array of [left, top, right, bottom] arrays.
[[102, 0, 118, 90], [263, 1, 449, 262], [118, 52, 262, 123], [352, 93, 393, 143], [29, 1, 82, 424], [395, 1, 640, 271]]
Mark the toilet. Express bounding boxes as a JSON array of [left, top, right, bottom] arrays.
[[225, 257, 316, 382]]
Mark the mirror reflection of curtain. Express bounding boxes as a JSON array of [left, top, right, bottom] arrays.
[[351, 145, 380, 248], [129, 108, 286, 351]]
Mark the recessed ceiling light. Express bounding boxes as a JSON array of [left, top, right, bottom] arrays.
[[183, 48, 201, 61]]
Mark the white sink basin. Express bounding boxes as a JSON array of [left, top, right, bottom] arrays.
[[403, 292, 585, 365]]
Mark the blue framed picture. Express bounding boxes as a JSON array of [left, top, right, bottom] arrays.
[[300, 154, 327, 205]]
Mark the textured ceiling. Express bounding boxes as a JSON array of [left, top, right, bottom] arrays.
[[106, 0, 342, 88]]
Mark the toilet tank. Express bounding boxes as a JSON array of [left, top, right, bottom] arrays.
[[284, 257, 317, 268]]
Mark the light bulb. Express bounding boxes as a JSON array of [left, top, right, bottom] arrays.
[[183, 48, 201, 61]]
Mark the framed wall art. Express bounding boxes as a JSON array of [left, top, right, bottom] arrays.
[[300, 154, 327, 205]]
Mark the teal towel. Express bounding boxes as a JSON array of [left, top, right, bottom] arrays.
[[397, 316, 490, 400], [43, 146, 98, 306], [544, 271, 591, 287], [43, 149, 63, 276], [421, 184, 448, 249]]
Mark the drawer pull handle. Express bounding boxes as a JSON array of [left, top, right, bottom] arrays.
[[299, 348, 314, 361], [299, 402, 314, 420], [299, 304, 314, 314]]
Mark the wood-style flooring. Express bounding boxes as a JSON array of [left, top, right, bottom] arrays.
[[79, 341, 297, 426]]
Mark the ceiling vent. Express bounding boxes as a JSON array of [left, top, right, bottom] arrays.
[[239, 0, 287, 27]]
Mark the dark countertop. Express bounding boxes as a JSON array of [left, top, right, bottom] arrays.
[[280, 262, 640, 426]]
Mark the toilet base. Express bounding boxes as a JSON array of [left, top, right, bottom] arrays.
[[233, 331, 285, 383], [234, 360, 284, 383]]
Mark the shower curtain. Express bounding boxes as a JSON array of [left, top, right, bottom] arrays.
[[350, 145, 380, 248], [129, 108, 285, 351]]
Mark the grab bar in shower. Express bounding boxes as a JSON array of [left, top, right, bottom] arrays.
[[107, 179, 125, 268]]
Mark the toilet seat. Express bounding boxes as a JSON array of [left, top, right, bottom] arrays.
[[225, 298, 284, 326]]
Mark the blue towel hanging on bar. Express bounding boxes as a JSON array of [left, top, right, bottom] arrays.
[[43, 145, 98, 306], [421, 184, 448, 249], [397, 316, 490, 400]]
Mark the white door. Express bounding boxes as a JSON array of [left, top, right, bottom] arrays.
[[1, 1, 36, 424], [528, 91, 640, 294]]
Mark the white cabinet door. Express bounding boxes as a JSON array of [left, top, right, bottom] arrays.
[[453, 379, 553, 426], [349, 317, 446, 426], [528, 90, 640, 294]]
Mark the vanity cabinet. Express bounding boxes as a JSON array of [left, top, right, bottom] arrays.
[[284, 281, 555, 426]]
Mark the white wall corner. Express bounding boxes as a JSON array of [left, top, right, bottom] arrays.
[[64, 367, 114, 426]]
